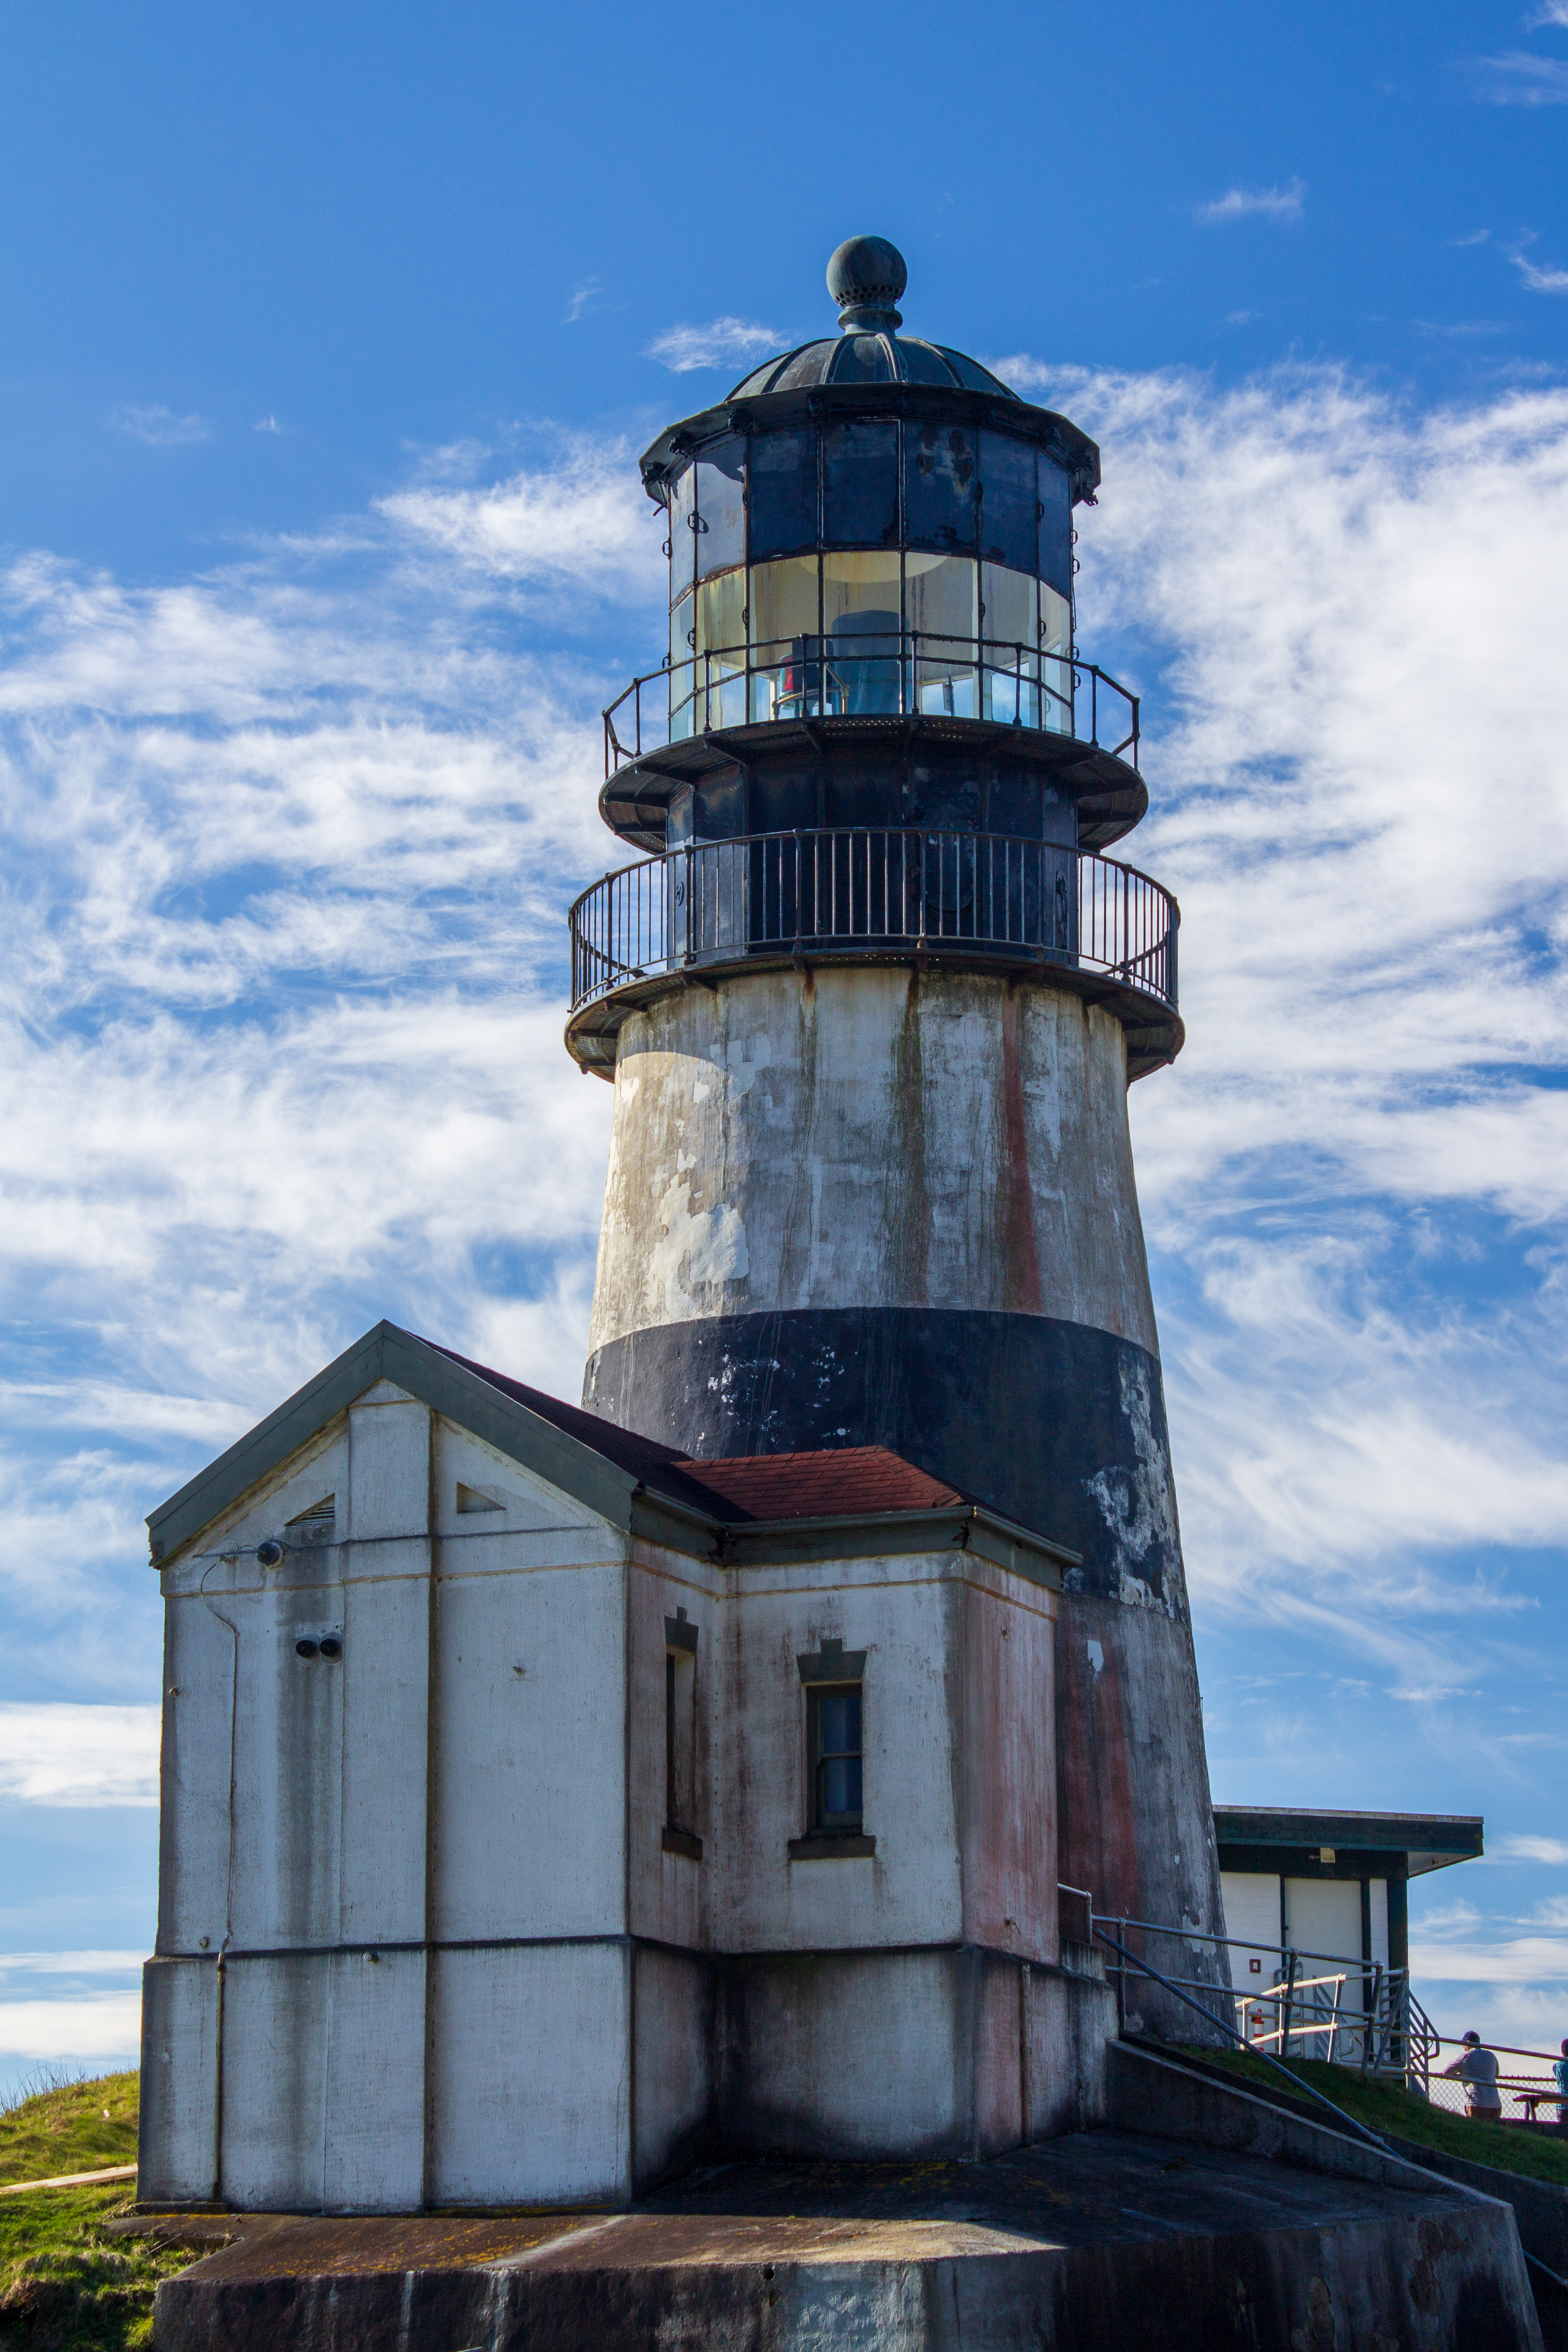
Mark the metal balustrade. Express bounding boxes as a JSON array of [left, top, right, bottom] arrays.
[[568, 830, 1178, 1018], [603, 633, 1140, 777]]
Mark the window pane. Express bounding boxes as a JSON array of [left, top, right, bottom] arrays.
[[1041, 583, 1073, 736], [669, 464, 697, 605], [821, 1756, 862, 1819], [749, 426, 818, 561], [749, 556, 821, 722], [907, 554, 977, 720], [982, 563, 1039, 727], [979, 431, 1039, 573], [823, 551, 901, 716], [819, 1687, 861, 1755], [695, 437, 746, 579], [1038, 455, 1073, 597], [694, 569, 747, 730], [669, 589, 695, 740], [906, 422, 978, 554], [695, 567, 746, 661], [823, 418, 900, 549]]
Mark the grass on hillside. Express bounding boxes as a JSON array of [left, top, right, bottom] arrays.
[[0, 2070, 139, 2189], [0, 2071, 193, 2351], [1182, 2046, 1568, 2189]]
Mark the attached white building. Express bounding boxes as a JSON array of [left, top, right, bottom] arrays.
[[139, 1321, 1116, 2212]]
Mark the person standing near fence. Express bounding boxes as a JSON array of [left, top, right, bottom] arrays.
[[1444, 2030, 1503, 2121], [1555, 2038, 1568, 2120]]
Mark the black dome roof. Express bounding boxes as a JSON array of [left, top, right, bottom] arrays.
[[729, 333, 1021, 402]]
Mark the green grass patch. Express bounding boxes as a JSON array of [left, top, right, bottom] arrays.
[[0, 2183, 192, 2350], [0, 2070, 139, 2191], [1182, 2046, 1568, 2189]]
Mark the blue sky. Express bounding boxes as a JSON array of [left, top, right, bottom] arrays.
[[2, 0, 1567, 2096]]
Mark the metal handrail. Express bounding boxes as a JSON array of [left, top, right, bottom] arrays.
[[567, 831, 1179, 1020], [602, 631, 1141, 777]]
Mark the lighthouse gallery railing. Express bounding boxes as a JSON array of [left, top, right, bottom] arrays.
[[604, 635, 1140, 776], [569, 832, 1178, 1017]]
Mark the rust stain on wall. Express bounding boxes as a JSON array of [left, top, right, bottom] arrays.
[[1000, 985, 1044, 1316]]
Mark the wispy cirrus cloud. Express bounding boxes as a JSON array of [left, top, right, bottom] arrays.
[[1526, 0, 1568, 21], [1471, 49, 1568, 102], [645, 317, 784, 373], [111, 404, 212, 447], [1492, 1835, 1568, 1865], [379, 433, 663, 593], [1195, 177, 1305, 225], [1511, 241, 1568, 292], [0, 1706, 158, 1805]]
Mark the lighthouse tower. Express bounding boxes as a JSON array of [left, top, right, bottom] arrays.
[[571, 237, 1227, 1997]]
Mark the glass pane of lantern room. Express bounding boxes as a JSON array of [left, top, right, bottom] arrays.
[[1040, 583, 1073, 735], [905, 422, 978, 555], [1038, 456, 1073, 598], [979, 432, 1039, 574], [749, 555, 821, 721], [981, 563, 1039, 726], [822, 552, 901, 715], [670, 465, 697, 604], [907, 554, 977, 718], [748, 428, 818, 561], [669, 590, 695, 740], [823, 418, 900, 548], [694, 439, 746, 579], [694, 568, 747, 730]]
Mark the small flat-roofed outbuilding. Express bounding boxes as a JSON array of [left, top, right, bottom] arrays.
[[1214, 1805, 1483, 1986]]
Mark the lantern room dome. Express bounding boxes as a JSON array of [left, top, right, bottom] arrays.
[[727, 333, 1022, 402]]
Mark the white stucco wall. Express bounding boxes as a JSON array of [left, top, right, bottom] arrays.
[[146, 1376, 1066, 2207]]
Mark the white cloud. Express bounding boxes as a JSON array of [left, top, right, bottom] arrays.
[[1195, 178, 1306, 225], [1493, 1835, 1568, 1865], [0, 1706, 159, 1806], [0, 1992, 141, 2059], [111, 405, 212, 447], [1471, 50, 1568, 101], [646, 318, 784, 373], [1526, 0, 1568, 19], [254, 413, 281, 436], [0, 1952, 145, 1975], [379, 436, 664, 593], [1513, 247, 1568, 292], [563, 279, 601, 325]]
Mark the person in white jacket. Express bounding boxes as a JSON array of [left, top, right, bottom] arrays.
[[1444, 2030, 1503, 2121]]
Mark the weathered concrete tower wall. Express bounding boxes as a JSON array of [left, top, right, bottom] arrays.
[[583, 965, 1224, 1975]]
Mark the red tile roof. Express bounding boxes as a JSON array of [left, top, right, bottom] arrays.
[[668, 1446, 968, 1523]]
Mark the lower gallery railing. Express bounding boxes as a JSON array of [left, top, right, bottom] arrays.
[[569, 830, 1178, 1016]]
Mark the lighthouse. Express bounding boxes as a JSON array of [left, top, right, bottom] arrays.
[[571, 236, 1226, 2002]]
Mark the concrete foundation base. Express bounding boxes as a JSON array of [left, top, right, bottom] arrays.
[[150, 2126, 1542, 2352]]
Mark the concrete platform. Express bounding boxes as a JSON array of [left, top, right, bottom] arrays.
[[150, 2129, 1542, 2350]]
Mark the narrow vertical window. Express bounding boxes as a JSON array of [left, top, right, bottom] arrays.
[[791, 1636, 874, 1858], [809, 1684, 862, 1832], [662, 1609, 701, 1860]]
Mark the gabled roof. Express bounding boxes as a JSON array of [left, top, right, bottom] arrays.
[[147, 1321, 1077, 1587]]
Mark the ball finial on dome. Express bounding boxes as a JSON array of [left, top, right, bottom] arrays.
[[827, 235, 907, 332]]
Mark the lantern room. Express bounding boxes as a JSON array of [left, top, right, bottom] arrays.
[[606, 237, 1143, 861]]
